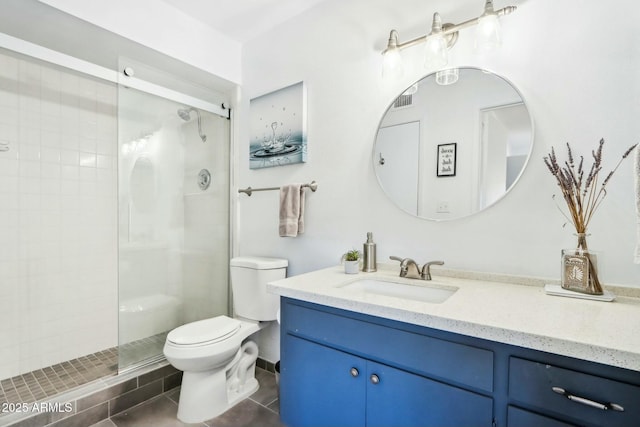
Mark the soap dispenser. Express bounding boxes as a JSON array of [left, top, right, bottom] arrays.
[[363, 232, 377, 272]]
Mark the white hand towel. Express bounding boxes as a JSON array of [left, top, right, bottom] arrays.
[[279, 184, 305, 237], [635, 145, 640, 264]]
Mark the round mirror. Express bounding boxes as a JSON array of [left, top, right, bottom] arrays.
[[374, 67, 533, 220]]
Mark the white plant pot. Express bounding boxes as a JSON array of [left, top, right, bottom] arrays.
[[344, 260, 360, 274]]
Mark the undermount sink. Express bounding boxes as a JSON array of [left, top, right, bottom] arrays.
[[338, 279, 457, 304]]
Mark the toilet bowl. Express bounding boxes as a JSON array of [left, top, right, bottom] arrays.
[[163, 256, 288, 423], [163, 316, 260, 423]]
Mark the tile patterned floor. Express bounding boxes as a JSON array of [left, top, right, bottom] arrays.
[[0, 332, 168, 409], [90, 368, 285, 427], [0, 349, 118, 407]]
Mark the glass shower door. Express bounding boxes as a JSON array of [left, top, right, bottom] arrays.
[[117, 85, 230, 371]]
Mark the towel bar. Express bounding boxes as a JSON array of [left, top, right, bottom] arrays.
[[238, 181, 317, 196]]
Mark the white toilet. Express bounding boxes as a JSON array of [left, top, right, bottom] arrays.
[[163, 256, 287, 423]]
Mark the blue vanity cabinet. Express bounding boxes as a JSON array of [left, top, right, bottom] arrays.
[[278, 290, 640, 427], [280, 297, 494, 427]]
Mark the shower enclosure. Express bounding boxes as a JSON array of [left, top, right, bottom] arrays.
[[0, 39, 231, 410], [117, 86, 230, 370]]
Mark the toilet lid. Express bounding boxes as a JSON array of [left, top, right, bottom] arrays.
[[167, 316, 241, 346]]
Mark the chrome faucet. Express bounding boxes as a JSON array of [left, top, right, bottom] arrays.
[[421, 261, 444, 280], [400, 257, 421, 279], [390, 256, 445, 281]]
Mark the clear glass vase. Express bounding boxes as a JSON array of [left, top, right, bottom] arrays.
[[561, 233, 603, 295]]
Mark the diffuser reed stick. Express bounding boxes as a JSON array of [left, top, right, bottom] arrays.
[[543, 138, 637, 234]]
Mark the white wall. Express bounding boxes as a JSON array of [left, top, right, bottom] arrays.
[[237, 0, 640, 361]]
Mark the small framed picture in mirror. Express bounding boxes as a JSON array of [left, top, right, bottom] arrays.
[[437, 143, 457, 177]]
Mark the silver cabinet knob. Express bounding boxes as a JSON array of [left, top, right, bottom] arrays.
[[350, 367, 359, 377], [370, 374, 380, 384]]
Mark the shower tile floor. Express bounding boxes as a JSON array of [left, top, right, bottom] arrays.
[[89, 368, 284, 427], [0, 333, 168, 409], [0, 349, 118, 408]]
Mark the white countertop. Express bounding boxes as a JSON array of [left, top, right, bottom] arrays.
[[268, 264, 640, 372]]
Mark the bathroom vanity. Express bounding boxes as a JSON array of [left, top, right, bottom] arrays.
[[268, 265, 640, 427]]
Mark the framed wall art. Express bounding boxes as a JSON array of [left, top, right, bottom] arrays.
[[249, 81, 307, 169], [437, 143, 457, 177]]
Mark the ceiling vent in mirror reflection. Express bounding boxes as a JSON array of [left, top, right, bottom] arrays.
[[393, 94, 414, 109], [374, 67, 533, 221]]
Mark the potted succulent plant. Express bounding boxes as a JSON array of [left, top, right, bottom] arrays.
[[342, 249, 361, 274]]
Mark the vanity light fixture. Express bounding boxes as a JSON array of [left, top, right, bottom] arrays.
[[381, 0, 516, 77]]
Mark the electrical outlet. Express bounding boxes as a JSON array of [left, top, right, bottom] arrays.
[[437, 201, 450, 213]]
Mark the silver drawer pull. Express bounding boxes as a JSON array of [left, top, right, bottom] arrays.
[[350, 367, 359, 378], [552, 387, 624, 412], [370, 374, 380, 385]]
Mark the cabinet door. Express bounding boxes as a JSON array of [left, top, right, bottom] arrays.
[[366, 361, 494, 427], [280, 335, 366, 427]]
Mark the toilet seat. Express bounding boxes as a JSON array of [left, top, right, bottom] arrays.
[[167, 316, 241, 347]]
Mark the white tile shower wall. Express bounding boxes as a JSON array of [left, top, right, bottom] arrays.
[[182, 114, 229, 324], [0, 51, 118, 379]]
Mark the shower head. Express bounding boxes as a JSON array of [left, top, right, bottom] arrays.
[[177, 108, 192, 121], [177, 107, 207, 142]]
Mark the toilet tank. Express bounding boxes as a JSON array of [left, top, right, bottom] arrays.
[[230, 256, 288, 321]]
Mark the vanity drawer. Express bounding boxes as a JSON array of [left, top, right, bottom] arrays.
[[509, 357, 640, 427], [283, 298, 494, 392], [507, 406, 575, 427]]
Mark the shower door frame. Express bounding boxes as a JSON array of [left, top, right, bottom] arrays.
[[0, 31, 235, 373], [0, 32, 228, 119]]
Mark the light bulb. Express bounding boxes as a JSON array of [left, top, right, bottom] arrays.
[[382, 47, 404, 78], [424, 34, 448, 69], [476, 14, 502, 51]]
